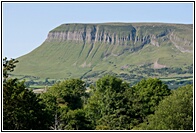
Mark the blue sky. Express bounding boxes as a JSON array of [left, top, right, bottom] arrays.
[[3, 2, 193, 58]]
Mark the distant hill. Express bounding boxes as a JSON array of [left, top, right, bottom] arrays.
[[13, 23, 193, 84]]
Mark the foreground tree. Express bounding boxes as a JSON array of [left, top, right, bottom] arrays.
[[40, 78, 90, 129], [3, 57, 52, 130], [3, 57, 18, 81], [59, 109, 92, 130], [134, 84, 193, 130], [132, 78, 171, 115], [85, 76, 171, 130], [128, 78, 171, 128], [85, 75, 131, 129]]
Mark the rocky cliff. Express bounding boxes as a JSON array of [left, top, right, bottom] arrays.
[[46, 24, 137, 45], [45, 23, 192, 52]]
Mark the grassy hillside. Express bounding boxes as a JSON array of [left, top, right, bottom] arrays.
[[12, 23, 193, 87]]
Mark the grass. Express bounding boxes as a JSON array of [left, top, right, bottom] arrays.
[[13, 23, 193, 83], [29, 85, 48, 89]]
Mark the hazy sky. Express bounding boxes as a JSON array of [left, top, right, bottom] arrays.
[[2, 2, 194, 58]]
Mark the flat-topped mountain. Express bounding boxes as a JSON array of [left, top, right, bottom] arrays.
[[47, 23, 192, 52], [13, 23, 193, 83]]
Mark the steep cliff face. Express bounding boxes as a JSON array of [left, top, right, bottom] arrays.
[[46, 24, 137, 45], [170, 31, 192, 53], [45, 23, 192, 53]]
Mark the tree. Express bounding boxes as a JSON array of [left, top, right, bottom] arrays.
[[3, 57, 53, 130], [42, 79, 87, 110], [129, 78, 171, 127], [85, 75, 131, 130], [134, 84, 193, 130], [59, 109, 93, 130], [39, 92, 59, 129], [40, 78, 89, 129], [3, 57, 18, 81], [85, 76, 171, 130]]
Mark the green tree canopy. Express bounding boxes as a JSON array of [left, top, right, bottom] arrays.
[[3, 57, 18, 81], [40, 78, 89, 129], [59, 109, 92, 130], [85, 75, 130, 129], [42, 79, 87, 110], [85, 76, 171, 130], [133, 78, 171, 114], [123, 78, 171, 128], [3, 57, 52, 130], [134, 84, 193, 130]]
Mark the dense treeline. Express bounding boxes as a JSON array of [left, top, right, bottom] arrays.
[[3, 58, 193, 130]]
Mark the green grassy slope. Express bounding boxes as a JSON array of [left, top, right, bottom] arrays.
[[13, 23, 193, 82]]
